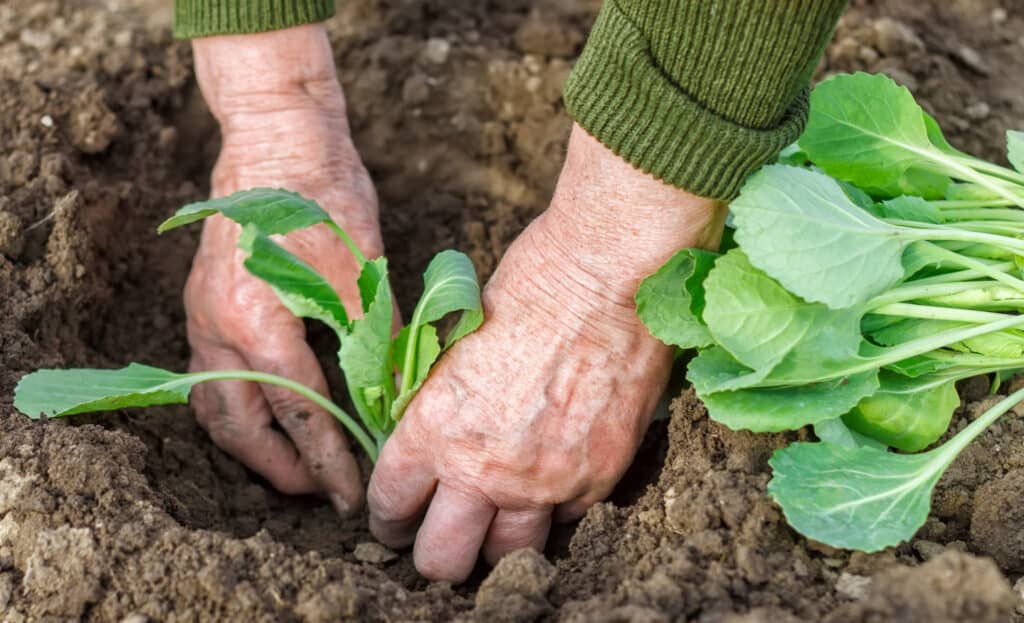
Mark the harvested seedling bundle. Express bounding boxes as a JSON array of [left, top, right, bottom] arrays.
[[638, 72, 1024, 551]]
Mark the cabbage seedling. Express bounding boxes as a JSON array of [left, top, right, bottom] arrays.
[[15, 188, 483, 461]]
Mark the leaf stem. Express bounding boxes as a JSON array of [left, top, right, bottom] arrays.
[[870, 303, 1012, 323], [913, 243, 1024, 291], [327, 222, 368, 266], [932, 385, 1024, 465], [953, 155, 1024, 188], [187, 369, 378, 461]]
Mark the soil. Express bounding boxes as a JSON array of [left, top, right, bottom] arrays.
[[1, 0, 1023, 621]]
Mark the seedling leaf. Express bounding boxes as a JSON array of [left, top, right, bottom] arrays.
[[338, 257, 395, 434], [636, 248, 717, 349], [770, 386, 1024, 551], [731, 165, 908, 309], [238, 225, 349, 335], [768, 442, 940, 552], [703, 250, 834, 371], [800, 72, 951, 198], [158, 188, 331, 234], [702, 370, 879, 433], [15, 363, 194, 418], [843, 371, 959, 452]]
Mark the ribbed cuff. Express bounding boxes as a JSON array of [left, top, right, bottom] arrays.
[[564, 0, 843, 200], [174, 0, 336, 39]]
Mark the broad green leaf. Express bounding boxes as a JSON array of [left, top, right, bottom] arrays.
[[159, 188, 331, 234], [1008, 130, 1024, 172], [237, 225, 349, 335], [769, 386, 1024, 552], [391, 250, 483, 421], [703, 250, 832, 371], [731, 165, 908, 309], [702, 370, 879, 433], [800, 72, 951, 199], [15, 363, 194, 418], [878, 196, 943, 224], [686, 347, 770, 394], [636, 248, 717, 349], [843, 371, 959, 452], [412, 250, 483, 341], [813, 418, 887, 450], [390, 324, 441, 421], [768, 442, 939, 552], [338, 258, 395, 434]]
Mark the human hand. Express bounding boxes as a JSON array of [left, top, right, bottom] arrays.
[[185, 25, 381, 514], [367, 125, 726, 581]]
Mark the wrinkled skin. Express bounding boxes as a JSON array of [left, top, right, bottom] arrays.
[[189, 24, 725, 581]]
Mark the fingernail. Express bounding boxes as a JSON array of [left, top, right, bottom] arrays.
[[330, 493, 354, 518]]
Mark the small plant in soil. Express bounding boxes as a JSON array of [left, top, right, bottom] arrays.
[[14, 189, 483, 461], [638, 72, 1024, 552]]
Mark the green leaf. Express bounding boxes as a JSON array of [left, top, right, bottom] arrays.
[[923, 111, 968, 158], [392, 250, 483, 421], [843, 371, 959, 452], [702, 371, 879, 433], [800, 72, 951, 198], [731, 165, 908, 309], [636, 248, 717, 349], [237, 225, 349, 335], [412, 250, 483, 344], [878, 196, 943, 224], [390, 324, 442, 421], [1009, 130, 1024, 172], [686, 347, 770, 394], [703, 250, 833, 371], [158, 188, 331, 234], [15, 363, 193, 418], [769, 386, 1024, 552], [813, 418, 887, 450], [338, 258, 395, 435], [768, 442, 940, 552]]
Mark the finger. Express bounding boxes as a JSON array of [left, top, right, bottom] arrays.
[[413, 484, 497, 583], [245, 338, 365, 516], [482, 508, 552, 566], [189, 348, 318, 495], [553, 489, 610, 523], [367, 427, 438, 548]]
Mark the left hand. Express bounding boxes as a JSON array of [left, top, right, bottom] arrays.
[[367, 126, 726, 582]]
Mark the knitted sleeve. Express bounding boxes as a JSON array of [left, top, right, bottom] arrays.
[[564, 1, 848, 199], [173, 0, 335, 39]]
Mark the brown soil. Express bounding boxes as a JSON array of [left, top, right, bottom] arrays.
[[1, 0, 1023, 621]]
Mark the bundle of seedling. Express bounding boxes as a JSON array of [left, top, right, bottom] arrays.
[[15, 189, 483, 461], [637, 72, 1024, 551]]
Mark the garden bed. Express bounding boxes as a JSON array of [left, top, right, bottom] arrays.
[[2, 0, 1024, 620]]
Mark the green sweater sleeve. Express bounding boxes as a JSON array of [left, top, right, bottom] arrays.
[[174, 0, 335, 39], [564, 0, 847, 199]]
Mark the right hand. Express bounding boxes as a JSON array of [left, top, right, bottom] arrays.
[[185, 24, 380, 515]]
